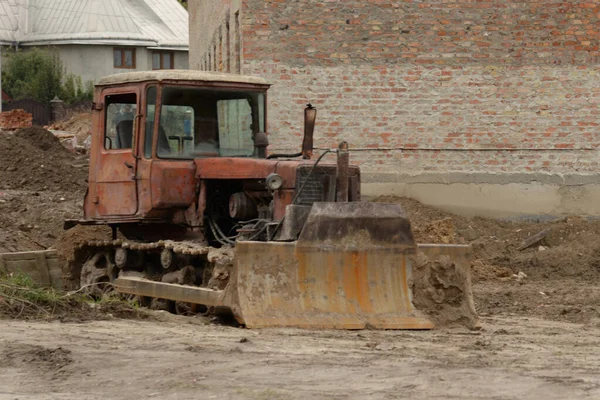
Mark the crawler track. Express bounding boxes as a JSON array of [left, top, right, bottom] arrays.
[[73, 239, 234, 312]]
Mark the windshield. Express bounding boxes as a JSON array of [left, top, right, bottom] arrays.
[[148, 86, 266, 159]]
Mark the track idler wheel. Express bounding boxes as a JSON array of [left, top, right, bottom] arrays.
[[80, 252, 118, 297]]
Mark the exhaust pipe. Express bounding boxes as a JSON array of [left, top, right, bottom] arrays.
[[336, 141, 349, 202], [302, 103, 316, 159], [267, 103, 316, 160]]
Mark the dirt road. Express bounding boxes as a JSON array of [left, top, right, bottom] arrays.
[[1, 310, 600, 400]]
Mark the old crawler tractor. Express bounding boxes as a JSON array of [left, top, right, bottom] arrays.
[[65, 70, 476, 329]]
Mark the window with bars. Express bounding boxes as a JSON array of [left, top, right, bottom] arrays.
[[113, 48, 136, 69], [152, 52, 175, 70]]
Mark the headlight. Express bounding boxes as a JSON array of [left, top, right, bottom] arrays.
[[266, 173, 283, 191]]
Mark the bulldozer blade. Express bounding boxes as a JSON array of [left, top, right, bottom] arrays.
[[233, 203, 437, 329], [112, 203, 477, 330], [411, 244, 479, 329]]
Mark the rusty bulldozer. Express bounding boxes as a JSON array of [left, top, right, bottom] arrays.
[[59, 70, 476, 329]]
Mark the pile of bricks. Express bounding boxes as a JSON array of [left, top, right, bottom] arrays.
[[0, 109, 33, 130]]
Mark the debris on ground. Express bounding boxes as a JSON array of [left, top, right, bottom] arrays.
[[517, 229, 550, 251], [49, 113, 92, 145], [0, 271, 150, 321]]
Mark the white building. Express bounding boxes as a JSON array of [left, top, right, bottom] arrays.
[[0, 0, 189, 84]]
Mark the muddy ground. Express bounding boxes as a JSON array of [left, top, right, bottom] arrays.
[[2, 314, 600, 399], [1, 125, 600, 398]]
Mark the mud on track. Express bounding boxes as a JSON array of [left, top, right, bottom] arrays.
[[1, 312, 600, 400]]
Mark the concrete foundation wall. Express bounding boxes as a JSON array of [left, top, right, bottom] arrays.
[[362, 172, 600, 218]]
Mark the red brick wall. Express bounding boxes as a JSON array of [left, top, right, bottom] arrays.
[[191, 0, 600, 176], [243, 1, 600, 68], [0, 109, 33, 130]]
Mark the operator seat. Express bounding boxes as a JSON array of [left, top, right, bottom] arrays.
[[115, 120, 133, 149]]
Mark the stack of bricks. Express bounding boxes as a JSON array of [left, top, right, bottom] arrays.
[[0, 109, 33, 130]]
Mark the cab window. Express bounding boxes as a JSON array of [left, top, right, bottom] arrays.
[[104, 93, 137, 150], [156, 86, 265, 159]]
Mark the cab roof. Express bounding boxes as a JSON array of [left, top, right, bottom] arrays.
[[96, 70, 271, 87]]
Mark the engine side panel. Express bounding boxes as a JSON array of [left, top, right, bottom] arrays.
[[150, 160, 197, 209]]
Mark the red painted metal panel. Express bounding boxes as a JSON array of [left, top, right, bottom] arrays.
[[150, 161, 197, 208]]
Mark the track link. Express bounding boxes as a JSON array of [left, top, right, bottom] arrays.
[[75, 239, 235, 313]]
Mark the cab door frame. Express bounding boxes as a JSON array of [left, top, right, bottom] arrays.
[[93, 86, 141, 217]]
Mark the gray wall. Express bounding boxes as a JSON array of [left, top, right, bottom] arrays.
[[57, 45, 188, 84]]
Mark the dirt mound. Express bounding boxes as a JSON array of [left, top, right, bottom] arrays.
[[0, 128, 88, 192], [0, 190, 82, 252], [470, 259, 513, 283], [49, 113, 92, 144], [14, 126, 69, 153], [414, 217, 457, 244], [373, 196, 600, 282]]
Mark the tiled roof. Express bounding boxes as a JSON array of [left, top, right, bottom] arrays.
[[0, 0, 18, 45], [0, 0, 188, 49]]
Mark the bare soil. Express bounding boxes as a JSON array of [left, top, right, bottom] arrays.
[[1, 129, 600, 397], [0, 189, 83, 252], [1, 313, 600, 399], [0, 128, 88, 192]]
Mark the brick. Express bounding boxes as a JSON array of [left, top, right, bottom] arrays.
[[189, 0, 600, 175], [0, 109, 33, 130]]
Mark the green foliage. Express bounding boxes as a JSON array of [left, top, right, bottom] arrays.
[[177, 0, 188, 9], [0, 272, 64, 314], [61, 73, 94, 104], [2, 47, 63, 103], [2, 47, 93, 104], [0, 271, 147, 319]]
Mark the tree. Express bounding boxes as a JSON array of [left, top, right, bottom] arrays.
[[62, 73, 94, 104], [1, 47, 93, 104], [177, 0, 188, 10], [2, 47, 63, 103]]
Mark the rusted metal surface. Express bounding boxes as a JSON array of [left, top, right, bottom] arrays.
[[232, 203, 431, 329], [336, 142, 349, 202], [103, 203, 477, 330], [273, 205, 311, 241], [302, 104, 316, 159], [150, 160, 196, 208], [234, 241, 434, 329], [83, 79, 360, 226], [297, 203, 415, 251], [115, 276, 225, 306], [87, 85, 141, 218]]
